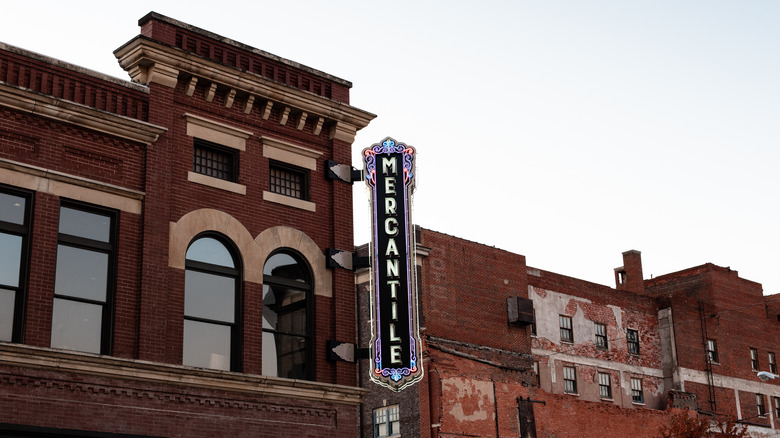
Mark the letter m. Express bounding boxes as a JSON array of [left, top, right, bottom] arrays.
[[382, 157, 397, 175]]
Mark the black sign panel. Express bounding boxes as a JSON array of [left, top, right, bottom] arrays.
[[363, 138, 422, 390]]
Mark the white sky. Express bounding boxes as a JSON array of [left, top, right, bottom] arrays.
[[4, 1, 779, 294]]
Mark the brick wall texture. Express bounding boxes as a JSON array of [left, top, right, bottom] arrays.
[[0, 11, 372, 438]]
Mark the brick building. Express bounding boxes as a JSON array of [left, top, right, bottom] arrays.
[[358, 229, 780, 437], [0, 12, 374, 437], [648, 263, 780, 433]]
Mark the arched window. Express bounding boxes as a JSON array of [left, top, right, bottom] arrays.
[[262, 250, 312, 380], [183, 235, 241, 371]]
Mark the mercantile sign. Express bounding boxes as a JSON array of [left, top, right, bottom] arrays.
[[363, 137, 423, 391]]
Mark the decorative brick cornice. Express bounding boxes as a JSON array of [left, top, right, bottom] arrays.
[[0, 82, 166, 145], [0, 343, 368, 406], [114, 36, 374, 137]]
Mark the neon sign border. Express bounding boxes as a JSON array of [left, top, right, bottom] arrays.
[[364, 137, 423, 391]]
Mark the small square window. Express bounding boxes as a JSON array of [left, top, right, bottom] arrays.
[[707, 339, 718, 363], [627, 329, 640, 355], [269, 161, 309, 200], [563, 366, 577, 394], [631, 378, 644, 404], [559, 315, 573, 343], [595, 323, 608, 349], [598, 372, 612, 399], [373, 405, 400, 438], [751, 348, 759, 371], [193, 138, 238, 182]]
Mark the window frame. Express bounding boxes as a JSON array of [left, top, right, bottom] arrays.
[[631, 378, 644, 404], [262, 249, 314, 380], [598, 372, 612, 400], [51, 201, 117, 355], [774, 396, 780, 418], [533, 361, 540, 386], [757, 393, 767, 417], [559, 315, 573, 343], [595, 322, 608, 349], [563, 365, 577, 395], [0, 185, 33, 344], [769, 352, 777, 374], [627, 329, 640, 355], [268, 160, 310, 201], [183, 233, 242, 372], [193, 138, 239, 183], [373, 404, 400, 438], [751, 348, 759, 371], [707, 339, 719, 364]]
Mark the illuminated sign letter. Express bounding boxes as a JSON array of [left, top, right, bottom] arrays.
[[364, 137, 422, 391]]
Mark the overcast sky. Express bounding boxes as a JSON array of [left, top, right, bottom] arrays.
[[4, 1, 778, 294]]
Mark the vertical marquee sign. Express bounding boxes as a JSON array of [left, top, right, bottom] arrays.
[[364, 137, 423, 391]]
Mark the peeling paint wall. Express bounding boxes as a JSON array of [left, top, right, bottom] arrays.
[[528, 267, 665, 410]]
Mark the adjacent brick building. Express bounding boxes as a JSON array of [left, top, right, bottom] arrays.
[[358, 230, 780, 437], [0, 12, 374, 437]]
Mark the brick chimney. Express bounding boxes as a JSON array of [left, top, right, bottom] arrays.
[[614, 250, 644, 293]]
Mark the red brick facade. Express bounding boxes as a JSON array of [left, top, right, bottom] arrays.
[[359, 230, 780, 437], [1, 12, 373, 437]]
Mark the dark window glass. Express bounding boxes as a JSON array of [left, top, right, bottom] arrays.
[[559, 315, 573, 343], [183, 235, 240, 371], [631, 378, 644, 403], [269, 161, 308, 200], [0, 187, 30, 343], [757, 393, 766, 416], [263, 251, 312, 380], [595, 323, 608, 349], [627, 329, 640, 355], [373, 405, 400, 438], [0, 234, 22, 288], [751, 348, 759, 371], [0, 191, 27, 224], [599, 372, 612, 399], [51, 204, 115, 354], [707, 339, 719, 363], [563, 366, 577, 394], [193, 138, 238, 182], [58, 206, 111, 242], [770, 352, 777, 374]]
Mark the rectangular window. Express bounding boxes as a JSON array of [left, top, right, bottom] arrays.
[[373, 405, 400, 438], [774, 396, 780, 418], [51, 203, 115, 355], [563, 366, 577, 394], [533, 361, 540, 386], [751, 348, 759, 371], [598, 372, 612, 399], [530, 312, 536, 336], [193, 138, 238, 182], [631, 378, 644, 404], [757, 394, 766, 417], [269, 161, 309, 200], [627, 329, 640, 355], [559, 315, 573, 343], [707, 339, 719, 363], [0, 186, 32, 343], [595, 323, 608, 349], [769, 352, 777, 374]]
